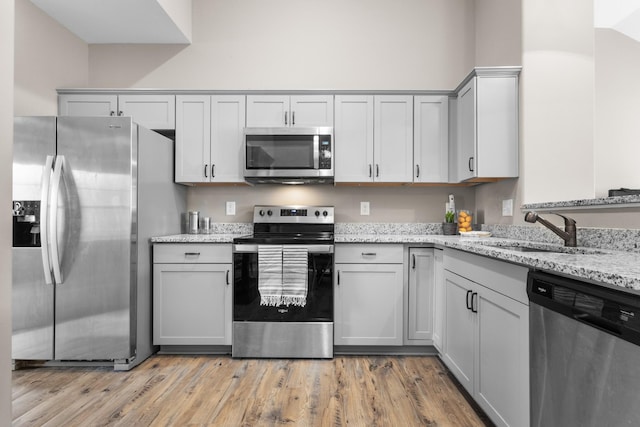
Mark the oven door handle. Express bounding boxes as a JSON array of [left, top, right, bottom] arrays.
[[233, 244, 334, 254]]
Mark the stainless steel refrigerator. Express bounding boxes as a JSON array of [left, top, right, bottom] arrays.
[[12, 116, 186, 370]]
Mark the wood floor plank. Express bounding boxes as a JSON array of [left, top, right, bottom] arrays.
[[12, 355, 491, 426]]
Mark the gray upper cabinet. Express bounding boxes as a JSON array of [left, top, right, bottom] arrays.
[[334, 95, 374, 182], [175, 95, 246, 184], [59, 94, 176, 130], [334, 95, 413, 183], [246, 95, 333, 127], [453, 70, 519, 182], [413, 95, 449, 183]]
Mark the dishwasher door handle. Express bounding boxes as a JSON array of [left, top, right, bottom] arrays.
[[574, 313, 621, 336]]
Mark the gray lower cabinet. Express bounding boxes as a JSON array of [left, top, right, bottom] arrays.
[[152, 244, 232, 346], [334, 244, 404, 346], [441, 248, 529, 427], [406, 247, 435, 344]]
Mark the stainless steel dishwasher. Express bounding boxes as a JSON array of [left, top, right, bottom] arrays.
[[528, 270, 640, 427]]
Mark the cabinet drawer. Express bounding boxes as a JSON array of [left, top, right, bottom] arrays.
[[335, 244, 403, 264], [443, 248, 528, 304], [153, 244, 232, 263]]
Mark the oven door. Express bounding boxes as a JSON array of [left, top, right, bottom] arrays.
[[233, 244, 334, 322], [243, 127, 333, 180]]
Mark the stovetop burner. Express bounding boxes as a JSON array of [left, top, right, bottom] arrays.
[[234, 205, 335, 245]]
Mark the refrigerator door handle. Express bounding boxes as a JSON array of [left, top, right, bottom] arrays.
[[50, 155, 65, 284], [40, 155, 55, 285]]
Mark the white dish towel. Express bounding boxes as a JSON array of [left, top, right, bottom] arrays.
[[282, 246, 308, 307], [257, 245, 308, 307], [258, 245, 283, 306]]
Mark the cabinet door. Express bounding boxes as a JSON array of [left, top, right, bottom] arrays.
[[334, 95, 374, 182], [290, 95, 334, 127], [374, 95, 413, 182], [432, 249, 444, 352], [175, 95, 211, 183], [475, 285, 529, 427], [58, 94, 118, 117], [457, 78, 477, 182], [335, 263, 404, 346], [414, 95, 449, 183], [246, 95, 289, 127], [153, 263, 232, 345], [118, 94, 176, 130], [407, 248, 434, 342], [476, 76, 519, 179], [210, 95, 246, 182], [441, 270, 475, 394]]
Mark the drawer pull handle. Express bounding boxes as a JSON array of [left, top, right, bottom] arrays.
[[185, 252, 200, 256], [337, 270, 340, 285], [226, 270, 230, 285], [362, 252, 377, 256], [412, 254, 416, 269], [466, 290, 473, 310]]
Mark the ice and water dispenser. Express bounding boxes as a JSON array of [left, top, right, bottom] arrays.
[[12, 200, 41, 247]]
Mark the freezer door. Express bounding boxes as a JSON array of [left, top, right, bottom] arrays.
[[12, 117, 57, 360], [54, 116, 136, 361], [12, 248, 54, 359]]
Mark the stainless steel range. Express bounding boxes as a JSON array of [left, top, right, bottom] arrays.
[[232, 205, 334, 358]]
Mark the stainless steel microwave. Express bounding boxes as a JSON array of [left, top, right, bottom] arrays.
[[243, 127, 333, 184]]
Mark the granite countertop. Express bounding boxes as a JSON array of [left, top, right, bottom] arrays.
[[152, 232, 640, 292], [150, 234, 245, 243]]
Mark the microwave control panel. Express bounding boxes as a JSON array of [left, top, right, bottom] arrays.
[[319, 138, 332, 169]]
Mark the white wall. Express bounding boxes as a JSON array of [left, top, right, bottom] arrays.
[[188, 185, 476, 224], [474, 0, 522, 66], [157, 0, 192, 42], [1, 0, 14, 424], [594, 28, 640, 196], [520, 0, 595, 203], [88, 0, 475, 90], [14, 0, 89, 115]]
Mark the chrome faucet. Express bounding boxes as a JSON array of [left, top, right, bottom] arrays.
[[524, 211, 577, 247]]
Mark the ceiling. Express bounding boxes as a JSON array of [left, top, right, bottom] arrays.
[[29, 0, 191, 44], [594, 0, 640, 42]]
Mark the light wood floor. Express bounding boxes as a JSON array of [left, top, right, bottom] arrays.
[[12, 355, 490, 426]]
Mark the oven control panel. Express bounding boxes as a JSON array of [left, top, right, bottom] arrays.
[[253, 205, 334, 224]]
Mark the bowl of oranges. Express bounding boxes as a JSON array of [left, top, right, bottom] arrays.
[[457, 210, 473, 233]]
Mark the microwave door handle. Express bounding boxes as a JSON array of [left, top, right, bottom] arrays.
[[313, 135, 319, 169], [40, 155, 55, 285]]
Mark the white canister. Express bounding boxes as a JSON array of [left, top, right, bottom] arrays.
[[188, 211, 200, 234]]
